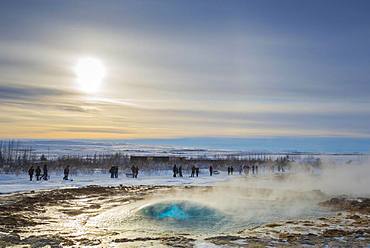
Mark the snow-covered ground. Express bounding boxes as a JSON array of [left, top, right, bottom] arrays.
[[0, 170, 234, 194]]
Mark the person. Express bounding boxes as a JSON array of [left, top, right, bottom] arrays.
[[35, 166, 41, 181], [252, 165, 255, 175], [230, 166, 234, 175], [109, 166, 115, 178], [42, 164, 48, 180], [178, 165, 183, 177], [173, 164, 177, 177], [209, 165, 213, 176], [114, 166, 118, 178], [131, 165, 136, 178], [63, 165, 70, 180], [239, 165, 243, 175], [191, 165, 196, 177], [134, 165, 139, 178], [28, 166, 34, 181], [227, 166, 231, 175], [195, 167, 199, 177], [255, 165, 258, 175]]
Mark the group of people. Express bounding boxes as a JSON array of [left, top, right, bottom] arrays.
[[172, 164, 183, 177], [227, 166, 234, 175], [110, 165, 140, 179], [190, 165, 200, 177], [28, 164, 70, 181], [173, 164, 216, 177], [27, 162, 273, 183], [173, 165, 216, 177], [109, 166, 119, 178], [243, 164, 259, 175], [28, 164, 48, 181]]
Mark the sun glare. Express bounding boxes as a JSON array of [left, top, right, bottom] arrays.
[[74, 57, 105, 94]]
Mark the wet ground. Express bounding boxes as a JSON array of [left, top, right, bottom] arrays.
[[0, 185, 369, 247]]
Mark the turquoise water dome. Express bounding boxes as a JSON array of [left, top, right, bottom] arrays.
[[139, 201, 228, 231], [156, 204, 189, 220]]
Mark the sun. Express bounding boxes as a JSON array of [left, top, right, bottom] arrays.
[[74, 57, 106, 94]]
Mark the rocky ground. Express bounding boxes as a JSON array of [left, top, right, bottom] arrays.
[[0, 186, 369, 247]]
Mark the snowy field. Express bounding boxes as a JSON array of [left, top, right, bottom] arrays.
[[0, 152, 368, 195], [0, 170, 234, 194]]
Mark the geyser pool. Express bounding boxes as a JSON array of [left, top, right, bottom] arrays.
[[88, 187, 332, 236], [138, 201, 229, 231]]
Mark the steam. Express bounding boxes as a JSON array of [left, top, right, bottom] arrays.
[[93, 158, 370, 233], [143, 159, 370, 227]]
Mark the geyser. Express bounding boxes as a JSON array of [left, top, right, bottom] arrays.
[[138, 201, 228, 231]]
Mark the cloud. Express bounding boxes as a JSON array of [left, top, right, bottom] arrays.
[[0, 84, 75, 102], [52, 127, 130, 134]]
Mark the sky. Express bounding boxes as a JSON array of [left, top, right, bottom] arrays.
[[0, 0, 370, 139]]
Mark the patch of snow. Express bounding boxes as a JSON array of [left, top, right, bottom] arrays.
[[0, 171, 234, 194]]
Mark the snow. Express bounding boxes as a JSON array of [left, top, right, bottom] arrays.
[[0, 170, 233, 194]]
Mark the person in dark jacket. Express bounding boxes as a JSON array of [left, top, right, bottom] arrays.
[[35, 166, 41, 181], [178, 165, 183, 177], [131, 165, 136, 178], [63, 166, 70, 180], [173, 164, 178, 177], [114, 166, 118, 178], [42, 164, 48, 180], [28, 166, 34, 181], [134, 165, 139, 178], [209, 165, 213, 176], [109, 166, 114, 178], [195, 167, 199, 177], [191, 166, 196, 177], [227, 166, 231, 175], [230, 166, 234, 175]]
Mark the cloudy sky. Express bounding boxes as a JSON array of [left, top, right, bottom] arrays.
[[0, 0, 369, 139]]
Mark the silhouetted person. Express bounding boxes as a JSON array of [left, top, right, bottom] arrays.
[[191, 166, 196, 177], [255, 165, 258, 175], [42, 164, 48, 180], [195, 167, 199, 177], [109, 166, 114, 178], [178, 165, 183, 177], [134, 166, 139, 178], [252, 165, 255, 174], [28, 166, 34, 181], [227, 166, 231, 175], [35, 166, 41, 181], [131, 165, 136, 178], [173, 164, 178, 177], [209, 165, 213, 176], [63, 165, 70, 180], [114, 166, 118, 178], [230, 166, 234, 175]]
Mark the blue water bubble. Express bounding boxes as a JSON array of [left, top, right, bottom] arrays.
[[139, 201, 228, 229]]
